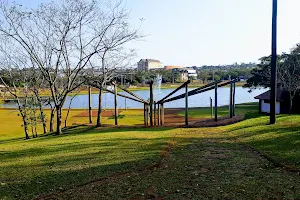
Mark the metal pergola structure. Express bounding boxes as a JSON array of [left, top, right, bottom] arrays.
[[90, 79, 238, 127], [153, 79, 238, 126]]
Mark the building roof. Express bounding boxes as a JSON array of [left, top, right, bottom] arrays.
[[164, 65, 183, 70], [139, 59, 161, 63], [254, 88, 286, 101]]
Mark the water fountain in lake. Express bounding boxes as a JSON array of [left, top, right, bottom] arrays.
[[153, 74, 162, 94]]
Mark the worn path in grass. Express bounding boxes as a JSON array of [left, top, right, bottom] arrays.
[[41, 128, 300, 200]]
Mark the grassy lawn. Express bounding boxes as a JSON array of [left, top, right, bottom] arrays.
[[0, 127, 176, 199], [1, 104, 300, 199], [0, 108, 145, 140]]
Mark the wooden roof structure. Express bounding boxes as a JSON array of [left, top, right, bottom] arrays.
[[254, 88, 285, 101]]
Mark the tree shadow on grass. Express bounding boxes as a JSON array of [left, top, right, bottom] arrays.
[[0, 157, 161, 200], [0, 125, 175, 144], [0, 135, 173, 200], [0, 137, 173, 161]]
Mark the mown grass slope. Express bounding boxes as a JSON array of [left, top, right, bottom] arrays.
[[1, 103, 300, 199]]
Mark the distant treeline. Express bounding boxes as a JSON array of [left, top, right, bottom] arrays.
[[198, 62, 256, 70]]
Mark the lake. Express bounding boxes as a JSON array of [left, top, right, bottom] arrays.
[[67, 87, 267, 109], [1, 87, 267, 109]]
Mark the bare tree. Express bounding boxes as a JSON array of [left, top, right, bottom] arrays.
[[88, 47, 136, 127], [0, 0, 140, 134], [27, 96, 39, 138], [26, 67, 48, 134], [64, 89, 81, 128], [45, 97, 56, 133], [278, 53, 300, 114], [0, 56, 31, 139]]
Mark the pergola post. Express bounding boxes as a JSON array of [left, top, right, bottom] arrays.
[[210, 97, 213, 119], [230, 82, 233, 118], [149, 81, 154, 126], [185, 83, 188, 126], [161, 103, 164, 125], [114, 84, 118, 125], [146, 104, 149, 126], [88, 86, 92, 123], [154, 102, 156, 126], [233, 82, 236, 116], [157, 104, 161, 126], [143, 103, 146, 126], [214, 82, 218, 122]]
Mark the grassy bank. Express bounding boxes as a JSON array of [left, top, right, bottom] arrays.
[[0, 108, 145, 140], [1, 104, 300, 199], [0, 102, 255, 140]]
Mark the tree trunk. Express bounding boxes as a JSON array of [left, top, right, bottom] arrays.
[[289, 93, 293, 115], [22, 116, 30, 139], [49, 108, 55, 132], [64, 112, 68, 128], [39, 105, 47, 134], [31, 125, 35, 138], [34, 90, 47, 134], [34, 125, 37, 138], [64, 96, 76, 128], [56, 107, 62, 135], [96, 88, 102, 127]]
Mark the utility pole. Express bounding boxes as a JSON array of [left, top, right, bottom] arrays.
[[270, 0, 277, 124]]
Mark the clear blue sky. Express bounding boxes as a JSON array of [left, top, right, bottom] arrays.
[[12, 0, 300, 66]]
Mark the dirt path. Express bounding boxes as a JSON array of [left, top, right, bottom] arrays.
[[163, 108, 205, 124], [39, 134, 300, 200], [75, 108, 209, 126]]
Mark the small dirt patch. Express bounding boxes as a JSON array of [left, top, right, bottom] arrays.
[[163, 108, 205, 124], [185, 115, 244, 128]]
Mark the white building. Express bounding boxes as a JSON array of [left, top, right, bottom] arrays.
[[254, 89, 282, 114], [137, 59, 163, 71], [185, 69, 197, 78]]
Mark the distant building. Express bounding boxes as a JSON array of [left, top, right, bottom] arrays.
[[164, 65, 183, 71], [185, 69, 197, 78], [175, 68, 197, 82], [137, 59, 163, 71]]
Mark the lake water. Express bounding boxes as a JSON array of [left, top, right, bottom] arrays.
[[1, 87, 267, 109]]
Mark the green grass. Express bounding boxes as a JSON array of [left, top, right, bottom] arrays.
[[0, 108, 145, 141], [0, 127, 176, 199], [1, 103, 300, 199], [225, 114, 300, 168], [56, 132, 300, 199]]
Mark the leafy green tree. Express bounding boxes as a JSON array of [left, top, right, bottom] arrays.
[[198, 71, 209, 83], [244, 48, 300, 114], [243, 56, 273, 90]]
